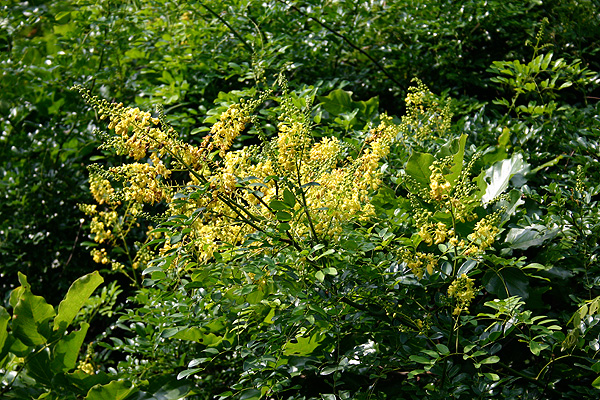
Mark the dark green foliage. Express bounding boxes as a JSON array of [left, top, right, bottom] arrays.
[[2, 0, 600, 399]]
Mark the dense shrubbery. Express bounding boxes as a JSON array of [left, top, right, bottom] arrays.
[[2, 1, 600, 399]]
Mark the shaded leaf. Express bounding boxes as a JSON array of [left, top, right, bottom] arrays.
[[13, 290, 56, 346]]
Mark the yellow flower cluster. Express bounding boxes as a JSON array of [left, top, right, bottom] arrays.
[[276, 120, 311, 173], [89, 175, 116, 205], [90, 210, 118, 244], [402, 249, 437, 279], [91, 248, 109, 264], [465, 212, 501, 255], [429, 164, 452, 202], [105, 105, 166, 161], [172, 112, 399, 253], [77, 361, 95, 375], [109, 162, 171, 204], [77, 83, 400, 271], [447, 274, 477, 315], [400, 78, 452, 142], [208, 104, 251, 157]]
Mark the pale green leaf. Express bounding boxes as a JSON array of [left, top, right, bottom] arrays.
[[480, 153, 529, 204], [54, 271, 104, 332], [85, 380, 137, 400]]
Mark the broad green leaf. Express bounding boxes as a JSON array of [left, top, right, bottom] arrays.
[[483, 268, 530, 300], [592, 375, 600, 389], [283, 332, 326, 356], [239, 389, 261, 400], [405, 152, 435, 188], [479, 356, 500, 364], [283, 188, 296, 208], [51, 323, 90, 372], [143, 374, 192, 399], [438, 133, 467, 184], [26, 347, 53, 385], [54, 271, 103, 332], [409, 355, 433, 364], [85, 380, 137, 400], [59, 370, 113, 393], [9, 272, 30, 308], [13, 291, 56, 346], [505, 224, 559, 250], [479, 153, 529, 204], [0, 307, 9, 352], [318, 89, 379, 126]]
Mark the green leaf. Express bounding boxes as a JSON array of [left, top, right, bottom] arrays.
[[10, 272, 30, 308], [438, 133, 467, 184], [85, 380, 137, 400], [54, 11, 72, 21], [239, 389, 261, 400], [51, 322, 89, 372], [283, 188, 296, 208], [13, 291, 56, 346], [479, 153, 529, 204], [528, 340, 548, 356], [405, 152, 435, 189], [592, 375, 600, 389], [436, 343, 450, 355], [483, 268, 530, 300], [278, 222, 291, 233], [409, 355, 433, 364], [283, 332, 326, 356], [276, 211, 292, 222], [26, 347, 53, 385], [0, 307, 9, 353], [479, 356, 500, 364], [269, 199, 290, 211], [505, 224, 559, 250], [483, 372, 500, 381], [54, 271, 103, 332], [172, 328, 224, 346], [315, 271, 325, 282], [318, 89, 379, 127]]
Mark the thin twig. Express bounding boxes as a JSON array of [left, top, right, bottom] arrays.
[[277, 0, 403, 88], [198, 2, 254, 54]]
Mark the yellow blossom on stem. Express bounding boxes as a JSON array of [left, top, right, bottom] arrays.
[[447, 273, 477, 315]]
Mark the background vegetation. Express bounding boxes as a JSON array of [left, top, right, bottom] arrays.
[[1, 0, 600, 399]]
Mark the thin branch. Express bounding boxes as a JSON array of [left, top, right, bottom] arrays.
[[198, 2, 254, 54], [277, 0, 403, 88]]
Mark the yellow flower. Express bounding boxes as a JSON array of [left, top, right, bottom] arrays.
[[210, 104, 250, 157], [448, 274, 477, 315], [89, 175, 115, 205], [77, 361, 95, 375], [429, 165, 451, 201], [433, 222, 448, 244], [91, 248, 109, 264]]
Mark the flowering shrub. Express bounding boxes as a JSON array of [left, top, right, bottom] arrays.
[[74, 77, 403, 276], [2, 5, 600, 399], [61, 71, 600, 399]]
